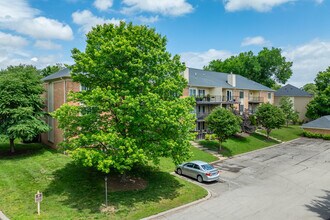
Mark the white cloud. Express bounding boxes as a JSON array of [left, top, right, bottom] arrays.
[[94, 0, 113, 11], [34, 40, 62, 50], [0, 0, 73, 40], [31, 57, 38, 62], [283, 39, 330, 87], [121, 0, 194, 16], [180, 49, 233, 69], [241, 36, 270, 47], [0, 32, 29, 48], [223, 0, 295, 12], [136, 15, 159, 23], [72, 10, 121, 34]]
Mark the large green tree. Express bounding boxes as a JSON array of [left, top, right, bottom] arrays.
[[255, 103, 285, 139], [205, 107, 241, 153], [0, 65, 49, 153], [53, 22, 195, 175], [204, 47, 293, 88], [279, 97, 299, 126], [306, 67, 330, 119]]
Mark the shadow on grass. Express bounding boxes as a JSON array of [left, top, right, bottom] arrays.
[[0, 142, 55, 159], [305, 190, 330, 219], [44, 162, 184, 215]]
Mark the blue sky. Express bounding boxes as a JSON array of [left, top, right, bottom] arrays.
[[1, 0, 330, 87]]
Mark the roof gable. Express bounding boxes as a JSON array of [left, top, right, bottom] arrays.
[[274, 84, 313, 97]]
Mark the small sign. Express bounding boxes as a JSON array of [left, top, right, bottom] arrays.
[[35, 192, 43, 203]]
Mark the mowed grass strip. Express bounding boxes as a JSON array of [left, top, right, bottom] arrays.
[[0, 142, 213, 220], [259, 125, 303, 142], [199, 133, 278, 157]]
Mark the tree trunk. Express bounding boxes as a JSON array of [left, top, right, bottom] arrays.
[[266, 129, 271, 139], [10, 138, 15, 153], [218, 142, 222, 154], [286, 120, 289, 127], [120, 173, 129, 183]]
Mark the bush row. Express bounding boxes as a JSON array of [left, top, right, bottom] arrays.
[[302, 131, 330, 140]]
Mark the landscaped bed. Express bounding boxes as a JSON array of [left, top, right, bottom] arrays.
[[0, 141, 216, 219], [199, 133, 278, 157]]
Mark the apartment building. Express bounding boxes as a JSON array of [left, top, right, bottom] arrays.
[[181, 68, 274, 137]]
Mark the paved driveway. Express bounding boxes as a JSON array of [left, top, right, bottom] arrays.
[[153, 138, 330, 220]]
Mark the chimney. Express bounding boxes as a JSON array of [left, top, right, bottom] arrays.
[[227, 72, 236, 87]]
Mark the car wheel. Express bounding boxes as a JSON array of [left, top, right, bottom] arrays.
[[177, 168, 182, 175], [197, 175, 203, 183]]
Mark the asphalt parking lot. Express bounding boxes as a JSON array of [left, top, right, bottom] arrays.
[[153, 138, 330, 220]]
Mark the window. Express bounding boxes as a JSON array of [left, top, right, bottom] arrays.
[[197, 122, 205, 131], [186, 163, 194, 168], [198, 89, 205, 97], [80, 85, 88, 91], [193, 164, 201, 170], [268, 92, 272, 99], [240, 91, 244, 99], [226, 90, 232, 101], [239, 104, 244, 113], [189, 88, 197, 97]]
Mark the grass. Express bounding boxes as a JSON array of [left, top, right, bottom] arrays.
[[199, 133, 278, 157], [259, 125, 303, 142], [0, 141, 215, 220]]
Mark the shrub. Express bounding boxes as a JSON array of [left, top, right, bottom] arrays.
[[303, 130, 330, 140]]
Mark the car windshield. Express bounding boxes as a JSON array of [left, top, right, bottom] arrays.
[[201, 164, 214, 171]]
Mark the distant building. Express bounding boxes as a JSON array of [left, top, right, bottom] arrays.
[[181, 68, 274, 138], [274, 84, 313, 121], [41, 68, 81, 148], [302, 115, 330, 135]]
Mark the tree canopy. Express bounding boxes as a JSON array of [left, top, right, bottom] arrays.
[[255, 103, 285, 139], [279, 97, 299, 126], [301, 83, 317, 96], [204, 47, 293, 89], [39, 63, 65, 77], [306, 67, 330, 119], [205, 107, 241, 153], [0, 65, 49, 153], [53, 22, 195, 174]]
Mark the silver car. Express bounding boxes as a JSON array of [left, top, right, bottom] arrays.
[[176, 160, 220, 183]]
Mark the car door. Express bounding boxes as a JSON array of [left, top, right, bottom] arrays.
[[192, 164, 202, 178], [183, 163, 194, 177]]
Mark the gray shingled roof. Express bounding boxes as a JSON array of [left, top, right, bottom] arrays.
[[302, 115, 330, 130], [274, 84, 313, 97], [188, 68, 274, 91], [42, 68, 71, 81]]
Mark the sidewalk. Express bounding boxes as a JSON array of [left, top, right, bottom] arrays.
[[0, 211, 9, 220], [190, 141, 227, 161]]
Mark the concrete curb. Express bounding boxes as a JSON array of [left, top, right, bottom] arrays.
[[142, 173, 212, 220], [217, 137, 302, 162], [0, 211, 10, 220]]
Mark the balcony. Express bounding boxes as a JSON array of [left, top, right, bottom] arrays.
[[248, 96, 264, 103], [195, 95, 240, 104], [196, 112, 209, 121]]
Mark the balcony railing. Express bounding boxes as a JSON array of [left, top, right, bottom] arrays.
[[196, 112, 210, 120], [248, 96, 264, 103], [195, 95, 240, 103]]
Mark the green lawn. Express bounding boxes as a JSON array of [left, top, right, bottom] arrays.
[[0, 142, 215, 220], [259, 125, 303, 142], [199, 133, 278, 157]]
